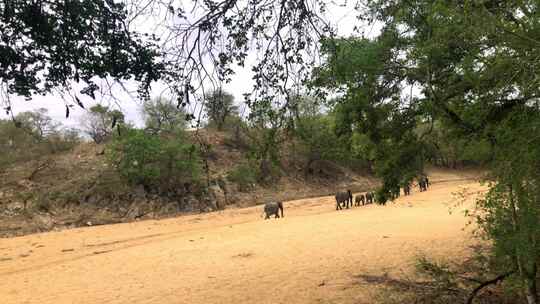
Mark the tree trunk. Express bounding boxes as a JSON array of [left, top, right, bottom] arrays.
[[526, 277, 538, 304], [509, 184, 539, 304]]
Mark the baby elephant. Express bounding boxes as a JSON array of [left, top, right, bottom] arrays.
[[263, 201, 284, 219], [355, 194, 365, 206]]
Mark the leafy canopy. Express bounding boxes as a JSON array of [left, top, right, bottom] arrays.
[[0, 0, 163, 106]]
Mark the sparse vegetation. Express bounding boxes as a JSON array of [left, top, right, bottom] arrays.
[[0, 110, 80, 170], [142, 97, 188, 135], [227, 163, 258, 192], [369, 249, 517, 304], [203, 89, 239, 131], [81, 105, 125, 144]]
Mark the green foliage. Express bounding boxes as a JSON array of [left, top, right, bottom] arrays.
[[203, 89, 239, 131], [142, 97, 187, 134], [82, 105, 125, 144], [314, 0, 540, 300], [315, 36, 424, 200], [0, 110, 80, 170], [0, 0, 162, 101], [226, 163, 258, 192], [245, 126, 283, 183], [350, 132, 376, 162], [295, 110, 358, 168], [421, 120, 492, 168], [473, 109, 540, 297], [107, 129, 201, 193], [15, 108, 59, 141]]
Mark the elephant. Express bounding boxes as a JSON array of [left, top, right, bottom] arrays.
[[419, 177, 427, 192], [355, 194, 365, 206], [335, 190, 352, 210], [263, 201, 284, 219], [365, 192, 374, 204], [403, 183, 411, 196]]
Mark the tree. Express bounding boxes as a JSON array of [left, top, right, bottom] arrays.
[[107, 129, 201, 194], [314, 36, 424, 202], [142, 97, 187, 134], [314, 1, 540, 302], [290, 95, 355, 175], [0, 0, 163, 109], [1, 0, 340, 117], [15, 108, 59, 141], [81, 105, 124, 144], [203, 89, 238, 131]]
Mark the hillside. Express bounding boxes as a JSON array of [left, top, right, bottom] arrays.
[[0, 130, 379, 237]]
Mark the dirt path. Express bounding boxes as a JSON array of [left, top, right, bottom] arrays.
[[0, 171, 485, 304]]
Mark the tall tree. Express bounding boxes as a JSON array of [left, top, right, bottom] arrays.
[[81, 105, 124, 144], [314, 1, 540, 302], [15, 108, 59, 141], [203, 89, 238, 131], [142, 97, 187, 134]]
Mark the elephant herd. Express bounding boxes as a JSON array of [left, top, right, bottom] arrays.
[[334, 190, 376, 210], [262, 176, 430, 219], [336, 175, 430, 210]]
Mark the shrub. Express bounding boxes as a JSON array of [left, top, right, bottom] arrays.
[[107, 129, 201, 193], [227, 163, 258, 191]]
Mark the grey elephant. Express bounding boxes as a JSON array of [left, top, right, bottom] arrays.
[[355, 194, 365, 206], [263, 201, 284, 219], [335, 190, 352, 210], [365, 192, 373, 204]]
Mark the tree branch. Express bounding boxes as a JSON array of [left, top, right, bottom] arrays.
[[466, 271, 514, 304]]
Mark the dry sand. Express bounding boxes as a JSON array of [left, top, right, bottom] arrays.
[[0, 171, 486, 304]]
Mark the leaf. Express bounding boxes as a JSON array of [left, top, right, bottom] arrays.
[[111, 115, 117, 129], [184, 83, 190, 105], [75, 96, 85, 109]]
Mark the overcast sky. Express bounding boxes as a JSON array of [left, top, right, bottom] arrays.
[[0, 2, 378, 130]]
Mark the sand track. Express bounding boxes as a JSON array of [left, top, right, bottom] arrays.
[[0, 172, 485, 304]]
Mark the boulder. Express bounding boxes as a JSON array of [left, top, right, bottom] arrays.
[[208, 184, 226, 210], [133, 184, 146, 199]]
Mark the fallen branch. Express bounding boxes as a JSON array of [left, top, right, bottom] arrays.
[[27, 159, 53, 180], [466, 271, 514, 304]]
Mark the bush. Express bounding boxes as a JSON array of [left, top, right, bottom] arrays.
[[227, 163, 258, 191], [369, 251, 517, 304], [107, 129, 201, 193], [0, 119, 81, 171]]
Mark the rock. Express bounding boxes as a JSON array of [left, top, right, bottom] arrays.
[[208, 184, 226, 210], [133, 184, 146, 199], [86, 194, 101, 205], [5, 201, 25, 213], [35, 214, 55, 230]]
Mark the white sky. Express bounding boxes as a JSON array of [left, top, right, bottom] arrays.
[[0, 2, 379, 130]]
